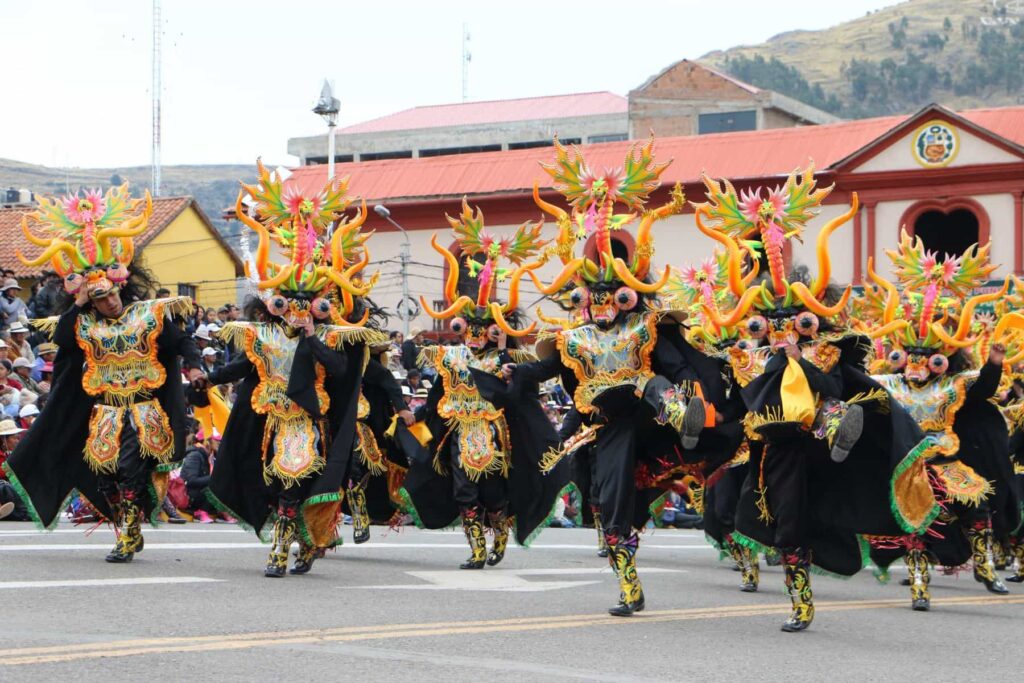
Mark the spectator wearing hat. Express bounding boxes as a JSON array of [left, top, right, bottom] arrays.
[[11, 358, 41, 395], [401, 328, 425, 374], [0, 418, 29, 521], [7, 324, 33, 362], [193, 324, 212, 350], [30, 342, 57, 382], [0, 339, 10, 363], [201, 347, 223, 373], [0, 279, 27, 332], [27, 272, 60, 319], [400, 384, 413, 408], [18, 403, 39, 430]]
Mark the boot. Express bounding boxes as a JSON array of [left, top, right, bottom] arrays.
[[765, 548, 781, 567], [1006, 540, 1024, 583], [829, 403, 863, 463], [781, 548, 814, 632], [486, 510, 509, 566], [607, 531, 644, 616], [594, 508, 609, 558], [993, 539, 1008, 570], [968, 521, 1009, 594], [348, 481, 371, 544], [739, 545, 760, 593], [265, 507, 297, 578], [290, 541, 318, 575], [459, 507, 486, 569], [906, 548, 931, 611], [106, 493, 144, 563], [725, 534, 744, 572], [681, 396, 705, 450]]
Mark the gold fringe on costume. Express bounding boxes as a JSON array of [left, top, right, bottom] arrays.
[[355, 422, 387, 476]]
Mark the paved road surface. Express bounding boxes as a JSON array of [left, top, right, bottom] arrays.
[[0, 523, 1020, 681]]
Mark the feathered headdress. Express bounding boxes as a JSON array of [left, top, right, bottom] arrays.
[[18, 184, 152, 299], [865, 229, 1010, 356], [525, 136, 686, 298], [421, 198, 546, 338], [694, 164, 858, 327], [235, 160, 375, 326]]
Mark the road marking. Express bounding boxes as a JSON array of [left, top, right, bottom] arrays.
[[0, 542, 711, 552], [2, 594, 1021, 666], [0, 527, 247, 536], [0, 577, 223, 590], [346, 567, 685, 592]]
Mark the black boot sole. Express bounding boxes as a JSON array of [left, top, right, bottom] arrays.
[[1005, 575, 1024, 583], [607, 599, 645, 617], [264, 567, 286, 578], [486, 554, 505, 566], [912, 599, 930, 611], [740, 584, 758, 593], [460, 560, 486, 569], [105, 553, 134, 563], [780, 621, 810, 632], [830, 404, 863, 463], [984, 581, 1009, 594], [681, 399, 705, 450], [289, 563, 314, 575]]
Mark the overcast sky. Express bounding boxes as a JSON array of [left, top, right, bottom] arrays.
[[0, 0, 900, 169]]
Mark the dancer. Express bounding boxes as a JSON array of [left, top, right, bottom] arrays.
[[3, 184, 200, 562], [695, 168, 935, 631], [506, 137, 739, 616], [198, 161, 383, 577], [400, 199, 568, 569], [860, 233, 1020, 606]]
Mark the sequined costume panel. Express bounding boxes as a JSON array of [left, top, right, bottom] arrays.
[[873, 372, 974, 456], [556, 312, 658, 413]]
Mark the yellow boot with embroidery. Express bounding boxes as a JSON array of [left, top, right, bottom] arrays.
[[781, 549, 814, 632], [607, 531, 644, 617]]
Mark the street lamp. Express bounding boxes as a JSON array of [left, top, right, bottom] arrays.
[[374, 204, 412, 337], [312, 79, 340, 181]]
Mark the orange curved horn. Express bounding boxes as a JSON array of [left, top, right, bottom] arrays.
[[868, 320, 910, 339], [257, 264, 294, 290], [502, 260, 542, 313], [742, 253, 761, 287], [235, 191, 270, 280], [21, 215, 50, 247], [531, 258, 585, 296], [867, 257, 900, 325], [420, 294, 474, 320], [695, 206, 746, 298], [17, 239, 79, 268], [953, 277, 1009, 341], [701, 286, 762, 328], [930, 322, 979, 349], [612, 258, 670, 294], [428, 233, 460, 304], [535, 306, 575, 329], [811, 192, 858, 297], [791, 281, 851, 318], [490, 302, 535, 338], [634, 182, 685, 279]]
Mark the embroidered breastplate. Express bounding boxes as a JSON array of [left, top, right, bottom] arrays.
[[727, 341, 839, 389], [557, 313, 657, 412], [873, 372, 974, 456], [434, 346, 502, 421], [76, 298, 178, 402], [242, 323, 329, 419]]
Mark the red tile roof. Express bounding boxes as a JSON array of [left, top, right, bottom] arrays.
[[0, 196, 242, 278], [338, 91, 627, 134], [284, 105, 1024, 204]]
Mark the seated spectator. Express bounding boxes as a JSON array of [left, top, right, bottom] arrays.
[[201, 347, 222, 373], [193, 324, 212, 350], [0, 339, 9, 363], [12, 358, 41, 394], [27, 271, 60, 319], [7, 324, 34, 362], [18, 404, 39, 430], [401, 385, 413, 408], [0, 279, 27, 332], [31, 343, 57, 382], [13, 390, 37, 420], [403, 368, 424, 393], [401, 328, 424, 375], [0, 418, 31, 521], [36, 361, 53, 395], [180, 432, 228, 522]]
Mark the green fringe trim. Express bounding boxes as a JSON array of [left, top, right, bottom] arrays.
[[732, 530, 863, 580], [732, 531, 771, 557], [889, 436, 941, 534], [1, 462, 58, 530], [297, 491, 343, 548], [204, 489, 271, 542], [704, 531, 730, 560], [394, 486, 428, 530], [518, 482, 580, 549]]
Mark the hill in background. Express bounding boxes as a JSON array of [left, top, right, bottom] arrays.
[[702, 0, 1024, 117]]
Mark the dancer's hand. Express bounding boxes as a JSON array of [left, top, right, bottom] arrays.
[[191, 374, 210, 391], [187, 368, 203, 383], [990, 342, 1006, 365], [501, 363, 516, 380], [74, 288, 91, 307], [398, 409, 415, 426], [783, 344, 802, 360], [299, 317, 316, 337]]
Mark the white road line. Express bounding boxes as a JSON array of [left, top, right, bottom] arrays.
[[0, 527, 247, 536], [0, 577, 223, 590], [0, 542, 714, 552]]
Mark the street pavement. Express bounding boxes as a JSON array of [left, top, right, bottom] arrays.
[[0, 522, 1020, 681]]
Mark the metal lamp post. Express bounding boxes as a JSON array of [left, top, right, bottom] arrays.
[[312, 80, 340, 181], [374, 204, 411, 337]]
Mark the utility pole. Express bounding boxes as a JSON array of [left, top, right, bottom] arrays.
[[151, 0, 162, 196], [313, 80, 340, 181], [374, 204, 412, 337]]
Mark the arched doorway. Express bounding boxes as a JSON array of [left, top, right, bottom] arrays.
[[898, 198, 990, 260]]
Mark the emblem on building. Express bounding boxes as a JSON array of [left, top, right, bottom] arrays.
[[912, 120, 959, 168]]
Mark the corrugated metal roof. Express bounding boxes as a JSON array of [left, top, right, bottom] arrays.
[[338, 91, 627, 134], [284, 105, 1024, 204]]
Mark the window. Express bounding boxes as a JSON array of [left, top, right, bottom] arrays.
[[507, 138, 581, 150], [177, 283, 197, 300], [305, 154, 354, 165], [587, 133, 629, 144], [359, 150, 413, 161], [698, 110, 756, 134], [913, 209, 980, 260], [419, 144, 501, 158]]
